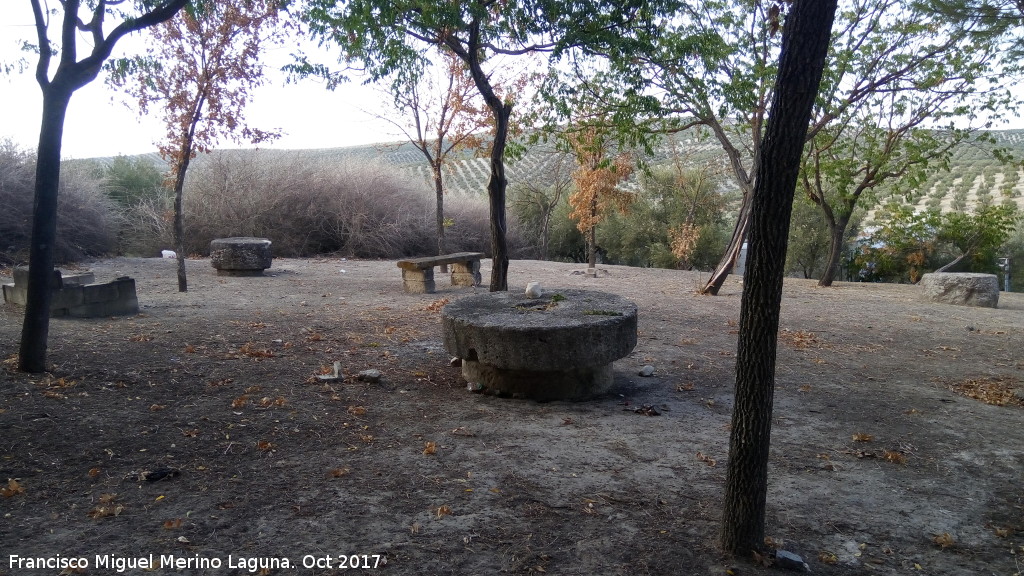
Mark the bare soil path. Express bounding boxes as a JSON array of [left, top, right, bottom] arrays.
[[1, 257, 1022, 575]]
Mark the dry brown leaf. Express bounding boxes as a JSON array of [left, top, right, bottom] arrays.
[[163, 518, 183, 529], [994, 527, 1010, 538], [852, 433, 874, 442], [184, 344, 197, 353], [256, 440, 274, 452], [818, 551, 838, 564], [1, 478, 25, 497], [239, 342, 274, 358], [932, 532, 955, 549], [231, 395, 249, 409], [947, 376, 1023, 407], [88, 504, 125, 519], [150, 404, 166, 412], [421, 298, 450, 312], [181, 429, 200, 437], [883, 450, 908, 465], [347, 405, 367, 416], [695, 451, 717, 467], [423, 441, 437, 455], [435, 504, 452, 518], [88, 467, 101, 478], [329, 468, 350, 478]]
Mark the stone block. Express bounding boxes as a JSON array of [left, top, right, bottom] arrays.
[[920, 272, 999, 308], [450, 260, 481, 287], [210, 237, 273, 275], [402, 268, 436, 294]]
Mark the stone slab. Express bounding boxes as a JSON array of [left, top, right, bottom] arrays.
[[920, 272, 999, 308], [442, 289, 637, 372], [210, 237, 273, 275]]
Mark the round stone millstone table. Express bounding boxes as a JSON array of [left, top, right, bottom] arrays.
[[209, 237, 273, 276], [442, 289, 638, 401]]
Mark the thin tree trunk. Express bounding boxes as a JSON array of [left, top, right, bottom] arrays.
[[445, 22, 510, 291], [433, 164, 448, 273], [818, 215, 851, 286], [588, 195, 598, 270], [19, 87, 72, 373], [702, 200, 752, 295], [172, 140, 193, 293], [721, 0, 838, 556]]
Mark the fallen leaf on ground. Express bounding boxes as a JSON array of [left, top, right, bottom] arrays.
[[932, 532, 955, 549], [423, 442, 437, 455], [1, 478, 25, 497]]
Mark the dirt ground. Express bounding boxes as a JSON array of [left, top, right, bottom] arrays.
[[1, 257, 1022, 576]]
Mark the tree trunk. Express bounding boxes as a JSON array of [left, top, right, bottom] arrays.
[[19, 87, 73, 373], [433, 163, 448, 273], [721, 0, 838, 557], [587, 195, 598, 270], [817, 214, 851, 286], [702, 200, 752, 295], [445, 23, 510, 291], [171, 141, 194, 293], [486, 104, 512, 291]]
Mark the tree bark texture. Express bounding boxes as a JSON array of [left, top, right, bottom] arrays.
[[18, 87, 72, 373], [720, 0, 838, 557]]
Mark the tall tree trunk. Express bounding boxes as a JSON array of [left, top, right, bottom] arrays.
[[446, 22, 510, 291], [486, 105, 511, 291], [721, 0, 838, 557], [588, 195, 598, 270], [433, 163, 448, 273], [171, 139, 194, 293], [19, 87, 72, 373], [818, 214, 851, 286]]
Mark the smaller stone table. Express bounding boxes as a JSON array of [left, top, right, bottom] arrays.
[[210, 237, 272, 276], [920, 272, 999, 308], [442, 289, 638, 400]]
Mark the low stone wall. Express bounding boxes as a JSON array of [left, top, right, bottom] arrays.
[[2, 268, 139, 317], [920, 272, 999, 308]]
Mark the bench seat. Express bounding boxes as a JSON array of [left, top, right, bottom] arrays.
[[396, 252, 483, 293]]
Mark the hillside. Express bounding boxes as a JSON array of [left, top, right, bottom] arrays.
[[72, 128, 1024, 219]]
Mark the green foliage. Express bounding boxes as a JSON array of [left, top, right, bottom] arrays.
[[856, 203, 1020, 282], [592, 165, 729, 269], [99, 155, 167, 206], [785, 196, 833, 279]]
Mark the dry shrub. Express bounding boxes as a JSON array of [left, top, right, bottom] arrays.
[[177, 150, 517, 258], [0, 141, 118, 265]]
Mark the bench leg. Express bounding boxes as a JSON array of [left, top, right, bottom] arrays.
[[402, 268, 436, 293], [450, 260, 481, 287]]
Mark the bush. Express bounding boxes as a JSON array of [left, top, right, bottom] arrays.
[[172, 150, 503, 258], [0, 140, 118, 265]]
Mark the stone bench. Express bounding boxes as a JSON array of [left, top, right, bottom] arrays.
[[396, 252, 483, 294], [210, 237, 272, 276], [920, 272, 999, 308], [442, 288, 638, 400], [2, 267, 138, 317]]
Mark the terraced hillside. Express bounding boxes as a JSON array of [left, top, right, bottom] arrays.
[[78, 129, 1024, 220]]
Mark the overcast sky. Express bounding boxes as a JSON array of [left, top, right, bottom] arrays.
[[0, 5, 403, 159], [3, 5, 1023, 160]]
